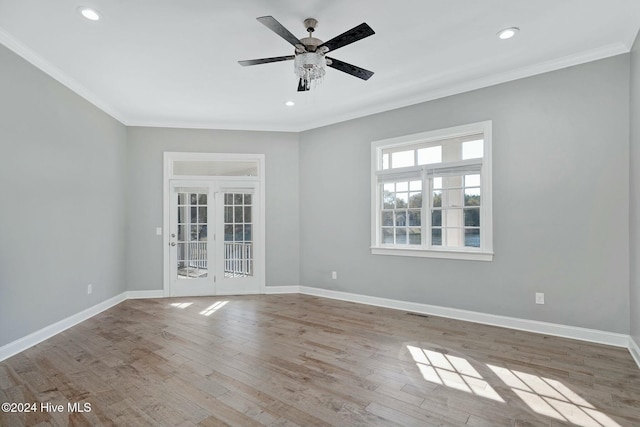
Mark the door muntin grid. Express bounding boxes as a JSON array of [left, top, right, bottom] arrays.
[[176, 191, 208, 278], [223, 192, 253, 278]]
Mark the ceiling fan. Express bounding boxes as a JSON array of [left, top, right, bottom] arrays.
[[238, 16, 375, 92]]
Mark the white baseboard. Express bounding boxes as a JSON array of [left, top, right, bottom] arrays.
[[629, 336, 640, 369], [298, 286, 630, 348], [0, 292, 127, 362], [2, 286, 637, 366], [264, 285, 301, 294], [126, 290, 165, 299]]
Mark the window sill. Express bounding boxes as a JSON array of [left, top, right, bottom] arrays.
[[371, 246, 493, 261]]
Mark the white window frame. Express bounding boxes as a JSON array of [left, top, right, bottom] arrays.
[[370, 121, 493, 261]]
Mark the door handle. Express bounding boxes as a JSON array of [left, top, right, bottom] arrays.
[[169, 242, 176, 246]]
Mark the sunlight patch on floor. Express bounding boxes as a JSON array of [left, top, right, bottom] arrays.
[[487, 364, 621, 427], [200, 301, 228, 316], [407, 345, 504, 402], [169, 302, 193, 309]]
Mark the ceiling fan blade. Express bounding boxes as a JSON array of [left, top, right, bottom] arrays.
[[327, 57, 374, 80], [257, 16, 305, 50], [319, 23, 374, 52], [238, 55, 295, 66], [297, 78, 310, 92]]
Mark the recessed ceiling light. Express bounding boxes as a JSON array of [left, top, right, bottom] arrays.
[[285, 101, 295, 107], [497, 27, 519, 40], [78, 7, 101, 21]]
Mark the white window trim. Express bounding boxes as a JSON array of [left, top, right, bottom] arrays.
[[370, 121, 493, 261]]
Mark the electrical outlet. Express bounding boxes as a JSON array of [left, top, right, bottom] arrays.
[[156, 227, 162, 236], [535, 292, 544, 304], [331, 271, 337, 280], [87, 284, 93, 295]]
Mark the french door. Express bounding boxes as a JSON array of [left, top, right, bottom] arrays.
[[168, 179, 261, 296]]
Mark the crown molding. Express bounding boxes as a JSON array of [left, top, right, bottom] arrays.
[[0, 24, 631, 133], [294, 42, 631, 132]]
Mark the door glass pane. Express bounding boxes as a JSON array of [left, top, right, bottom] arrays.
[[176, 189, 208, 279], [224, 192, 253, 278]]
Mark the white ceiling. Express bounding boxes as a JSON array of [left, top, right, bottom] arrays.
[[1, 0, 639, 132]]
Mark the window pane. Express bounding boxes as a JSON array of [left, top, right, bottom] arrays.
[[465, 229, 480, 247], [224, 225, 233, 241], [383, 183, 394, 192], [244, 206, 252, 223], [244, 224, 252, 241], [462, 139, 484, 160], [383, 191, 395, 209], [382, 153, 389, 170], [382, 211, 393, 226], [234, 224, 243, 241], [409, 192, 422, 208], [198, 194, 207, 204], [382, 228, 394, 244], [394, 211, 407, 226], [409, 228, 421, 245], [408, 210, 421, 226], [432, 191, 442, 208], [198, 225, 208, 241], [433, 177, 443, 190], [396, 192, 408, 208], [432, 210, 442, 227], [190, 206, 197, 222], [245, 194, 252, 205], [396, 181, 408, 192], [224, 206, 233, 223], [431, 228, 442, 246], [464, 188, 481, 206], [465, 174, 480, 187], [464, 208, 480, 227], [392, 150, 414, 168], [410, 180, 422, 191], [178, 193, 186, 204], [177, 224, 186, 241], [190, 193, 198, 204], [190, 225, 199, 241], [234, 206, 243, 222], [417, 146, 442, 165], [198, 207, 207, 223], [395, 228, 407, 244], [224, 193, 233, 204], [234, 194, 243, 205]]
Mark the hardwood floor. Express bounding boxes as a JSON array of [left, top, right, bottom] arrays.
[[1, 294, 639, 426]]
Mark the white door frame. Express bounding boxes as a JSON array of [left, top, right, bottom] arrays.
[[163, 152, 265, 297]]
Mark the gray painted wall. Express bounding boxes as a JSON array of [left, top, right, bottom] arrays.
[[0, 45, 128, 347], [1, 37, 635, 349], [299, 55, 630, 333], [630, 33, 640, 343], [125, 127, 299, 291]]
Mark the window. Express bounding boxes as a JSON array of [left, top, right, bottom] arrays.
[[371, 121, 493, 261]]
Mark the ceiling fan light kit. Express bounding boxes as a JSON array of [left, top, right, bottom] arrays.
[[238, 16, 375, 92], [294, 52, 326, 90]]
